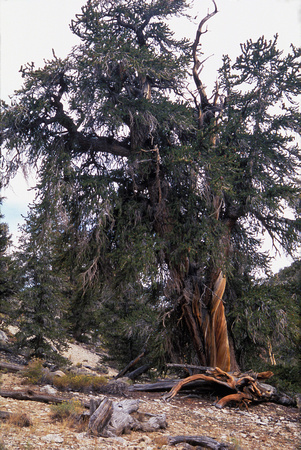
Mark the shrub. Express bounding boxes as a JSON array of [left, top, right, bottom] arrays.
[[21, 358, 44, 384], [50, 400, 87, 431], [52, 372, 107, 392], [50, 400, 83, 421], [8, 413, 32, 428]]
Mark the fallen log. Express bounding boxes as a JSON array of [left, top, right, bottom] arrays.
[[168, 435, 230, 449], [0, 388, 70, 405], [166, 363, 212, 375], [130, 378, 227, 393], [114, 350, 147, 379], [127, 364, 150, 380], [0, 361, 26, 372]]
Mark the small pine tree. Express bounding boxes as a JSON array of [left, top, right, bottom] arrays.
[[0, 186, 17, 315], [14, 204, 69, 360]]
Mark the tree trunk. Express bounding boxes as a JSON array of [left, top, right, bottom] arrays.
[[181, 269, 231, 371]]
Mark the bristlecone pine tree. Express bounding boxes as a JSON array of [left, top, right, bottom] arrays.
[[1, 0, 300, 370]]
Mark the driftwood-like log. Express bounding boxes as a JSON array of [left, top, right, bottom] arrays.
[[0, 389, 68, 405], [130, 380, 177, 392], [0, 361, 26, 372], [163, 367, 296, 408], [127, 364, 150, 380], [168, 435, 230, 449], [166, 363, 212, 374], [130, 379, 214, 393], [89, 398, 113, 436], [114, 350, 147, 379], [88, 397, 166, 437]]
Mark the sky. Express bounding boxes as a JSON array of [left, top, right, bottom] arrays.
[[0, 0, 300, 271]]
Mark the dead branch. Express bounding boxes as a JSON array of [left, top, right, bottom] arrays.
[[192, 0, 218, 128], [168, 435, 230, 449], [0, 361, 26, 372], [0, 388, 75, 405], [114, 350, 147, 379], [162, 367, 295, 408]]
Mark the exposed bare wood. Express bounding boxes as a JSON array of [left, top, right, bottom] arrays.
[[0, 389, 74, 405], [0, 361, 26, 373], [88, 398, 166, 437], [127, 364, 150, 380], [162, 367, 296, 408], [88, 397, 113, 436], [168, 434, 230, 449], [192, 0, 218, 128], [166, 363, 212, 373], [114, 350, 147, 379]]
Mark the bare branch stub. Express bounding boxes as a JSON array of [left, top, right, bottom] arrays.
[[192, 0, 218, 127]]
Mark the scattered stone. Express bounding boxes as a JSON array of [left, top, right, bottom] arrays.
[[40, 384, 58, 395], [41, 434, 64, 443], [0, 330, 9, 342], [52, 370, 65, 378]]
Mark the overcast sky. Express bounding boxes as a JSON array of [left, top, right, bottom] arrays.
[[1, 0, 300, 271]]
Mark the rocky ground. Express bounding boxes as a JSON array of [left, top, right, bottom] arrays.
[[0, 342, 299, 449]]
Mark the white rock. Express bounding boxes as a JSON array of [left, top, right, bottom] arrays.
[[41, 434, 64, 443], [0, 330, 9, 342], [40, 385, 58, 395], [52, 370, 65, 377]]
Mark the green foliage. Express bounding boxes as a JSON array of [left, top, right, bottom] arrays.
[[13, 203, 70, 361], [230, 261, 301, 374], [267, 364, 301, 394], [0, 189, 18, 315], [50, 400, 84, 421]]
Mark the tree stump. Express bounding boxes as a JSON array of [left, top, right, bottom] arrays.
[[88, 397, 166, 437]]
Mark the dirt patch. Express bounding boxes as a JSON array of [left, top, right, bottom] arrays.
[[62, 342, 118, 377]]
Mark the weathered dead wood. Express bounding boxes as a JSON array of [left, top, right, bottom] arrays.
[[130, 380, 179, 392], [88, 397, 113, 436], [88, 397, 166, 437], [166, 363, 212, 373], [127, 363, 150, 380], [0, 388, 69, 404], [130, 379, 216, 393], [0, 361, 26, 372], [168, 435, 230, 449], [114, 350, 147, 379], [163, 367, 296, 408]]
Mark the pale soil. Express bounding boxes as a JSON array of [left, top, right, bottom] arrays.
[[0, 345, 300, 450], [62, 342, 118, 377]]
